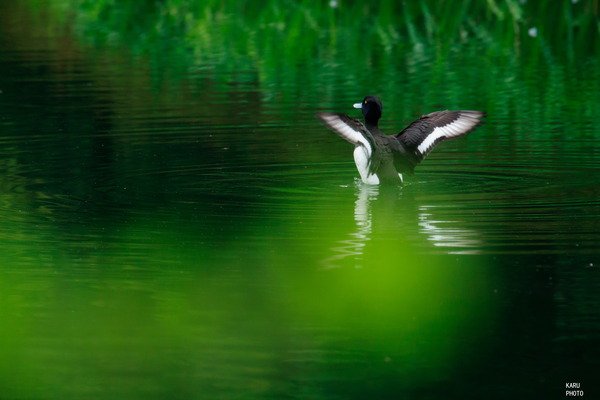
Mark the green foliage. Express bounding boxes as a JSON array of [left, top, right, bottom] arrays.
[[19, 0, 600, 141], [39, 0, 598, 67]]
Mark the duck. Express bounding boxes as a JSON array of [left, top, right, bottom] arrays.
[[317, 96, 485, 185]]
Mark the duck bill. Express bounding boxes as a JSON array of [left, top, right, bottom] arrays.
[[353, 103, 362, 109]]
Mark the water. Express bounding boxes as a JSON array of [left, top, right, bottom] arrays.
[[1, 2, 599, 399]]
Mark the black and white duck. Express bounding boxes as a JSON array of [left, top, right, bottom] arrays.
[[317, 96, 486, 185]]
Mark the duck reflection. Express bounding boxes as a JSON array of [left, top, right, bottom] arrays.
[[322, 182, 482, 268], [321, 183, 380, 269], [417, 205, 483, 254]]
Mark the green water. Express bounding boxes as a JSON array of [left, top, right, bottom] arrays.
[[1, 1, 599, 399]]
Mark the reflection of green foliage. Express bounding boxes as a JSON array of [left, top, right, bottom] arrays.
[[26, 0, 600, 140], [0, 208, 497, 399]]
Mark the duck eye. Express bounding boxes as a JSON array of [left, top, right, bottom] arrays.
[[364, 100, 367, 104]]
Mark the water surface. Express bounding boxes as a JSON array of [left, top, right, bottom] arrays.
[[0, 2, 599, 399]]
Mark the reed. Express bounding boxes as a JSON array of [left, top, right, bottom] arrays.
[[26, 0, 600, 138], [39, 0, 598, 65]]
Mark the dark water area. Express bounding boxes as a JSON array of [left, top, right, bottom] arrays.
[[0, 2, 599, 399]]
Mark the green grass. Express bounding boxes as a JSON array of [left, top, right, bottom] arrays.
[[19, 0, 600, 139], [36, 0, 599, 67]]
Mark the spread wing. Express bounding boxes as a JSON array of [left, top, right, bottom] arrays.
[[316, 112, 373, 148], [316, 112, 380, 182], [396, 110, 485, 163]]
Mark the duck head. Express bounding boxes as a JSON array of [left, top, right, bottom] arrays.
[[353, 95, 382, 126]]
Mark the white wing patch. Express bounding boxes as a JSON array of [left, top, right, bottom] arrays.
[[417, 113, 481, 155], [318, 113, 370, 149], [318, 113, 380, 184]]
